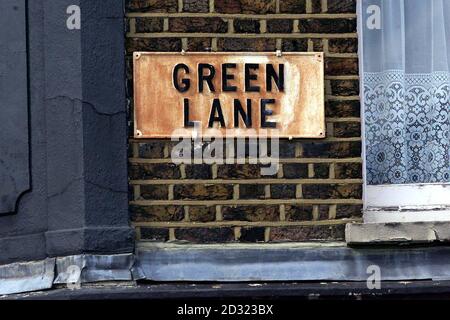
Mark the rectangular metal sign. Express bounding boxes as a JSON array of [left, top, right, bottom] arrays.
[[133, 52, 324, 138]]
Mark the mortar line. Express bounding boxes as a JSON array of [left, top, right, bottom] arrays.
[[312, 205, 319, 220], [279, 204, 286, 221], [130, 18, 136, 34], [129, 158, 363, 164], [322, 0, 328, 13], [129, 178, 364, 185], [216, 205, 223, 221], [329, 204, 337, 219], [132, 218, 362, 228], [306, 0, 312, 13], [130, 199, 364, 206], [184, 205, 190, 222], [264, 227, 271, 242], [126, 32, 358, 39], [126, 13, 357, 19], [169, 228, 176, 240]]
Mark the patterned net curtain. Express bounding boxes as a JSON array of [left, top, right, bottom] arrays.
[[362, 0, 450, 185]]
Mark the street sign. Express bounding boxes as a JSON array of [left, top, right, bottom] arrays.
[[133, 52, 325, 138]]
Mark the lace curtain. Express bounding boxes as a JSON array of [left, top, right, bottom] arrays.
[[362, 0, 450, 185]]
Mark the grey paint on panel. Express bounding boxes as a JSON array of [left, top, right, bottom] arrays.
[[0, 0, 30, 215], [0, 0, 134, 264]]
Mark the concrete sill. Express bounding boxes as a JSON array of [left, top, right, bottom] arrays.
[[346, 221, 450, 245]]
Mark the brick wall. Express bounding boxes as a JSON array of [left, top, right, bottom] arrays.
[[126, 0, 362, 243]]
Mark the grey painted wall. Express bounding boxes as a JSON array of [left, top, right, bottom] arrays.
[[0, 0, 30, 215], [0, 0, 134, 264]]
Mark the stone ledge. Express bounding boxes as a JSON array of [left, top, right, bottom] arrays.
[[346, 221, 450, 245]]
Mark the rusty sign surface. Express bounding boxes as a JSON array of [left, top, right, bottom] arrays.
[[133, 52, 324, 138]]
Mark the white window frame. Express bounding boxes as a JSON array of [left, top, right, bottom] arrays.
[[357, 0, 450, 223]]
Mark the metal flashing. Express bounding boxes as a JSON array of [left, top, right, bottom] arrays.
[[0, 258, 55, 296], [135, 242, 450, 282]]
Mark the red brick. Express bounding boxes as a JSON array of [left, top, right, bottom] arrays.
[[126, 0, 178, 12], [185, 164, 212, 179], [335, 163, 362, 179], [183, 0, 209, 12], [285, 205, 313, 221], [217, 38, 277, 51], [336, 204, 362, 218], [169, 17, 228, 33], [140, 227, 170, 241], [333, 122, 361, 138], [325, 58, 359, 76], [239, 227, 265, 242], [328, 38, 358, 53], [283, 163, 308, 178], [282, 39, 308, 52], [299, 19, 356, 33], [126, 38, 182, 53], [140, 185, 168, 200], [129, 163, 181, 179], [187, 38, 213, 51], [327, 0, 356, 13], [222, 205, 279, 221], [318, 205, 330, 220], [217, 164, 262, 179], [267, 19, 293, 33], [137, 141, 166, 158], [234, 19, 261, 33], [239, 184, 266, 199], [311, 0, 322, 13], [215, 0, 276, 14], [175, 227, 235, 243], [329, 80, 359, 96], [311, 39, 324, 51], [269, 224, 345, 241], [313, 163, 330, 178], [135, 18, 164, 33], [130, 205, 184, 222], [278, 140, 297, 158], [325, 100, 360, 118], [279, 0, 306, 13], [271, 184, 296, 199], [301, 141, 361, 158], [302, 184, 362, 199], [174, 184, 234, 200], [189, 206, 216, 222]]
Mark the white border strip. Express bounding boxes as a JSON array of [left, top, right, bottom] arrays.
[[356, 0, 369, 211], [366, 184, 450, 207]]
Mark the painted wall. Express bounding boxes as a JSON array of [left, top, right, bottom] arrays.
[[0, 0, 133, 264]]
